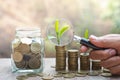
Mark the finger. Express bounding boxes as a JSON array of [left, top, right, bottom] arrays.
[[101, 56, 120, 69], [80, 45, 88, 53], [109, 65, 120, 74], [90, 49, 116, 60], [89, 35, 120, 48]]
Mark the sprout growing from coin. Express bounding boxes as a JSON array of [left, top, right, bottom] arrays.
[[54, 19, 70, 45]]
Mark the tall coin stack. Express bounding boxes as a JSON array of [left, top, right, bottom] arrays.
[[68, 50, 78, 71], [92, 60, 101, 71], [55, 46, 66, 71], [80, 53, 90, 71]]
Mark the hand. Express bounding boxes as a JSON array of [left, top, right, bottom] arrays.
[[80, 34, 120, 75]]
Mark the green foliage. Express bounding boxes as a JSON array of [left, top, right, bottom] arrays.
[[84, 29, 89, 39], [54, 19, 70, 45], [59, 25, 69, 37]]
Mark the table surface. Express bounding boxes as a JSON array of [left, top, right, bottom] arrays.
[[0, 58, 120, 80]]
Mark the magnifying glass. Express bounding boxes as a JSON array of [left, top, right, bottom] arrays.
[[47, 19, 106, 50]]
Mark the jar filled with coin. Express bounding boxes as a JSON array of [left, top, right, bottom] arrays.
[[11, 27, 44, 73]]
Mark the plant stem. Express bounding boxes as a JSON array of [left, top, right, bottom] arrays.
[[56, 32, 60, 45]]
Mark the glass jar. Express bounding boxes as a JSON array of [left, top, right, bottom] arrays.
[[11, 27, 44, 73]]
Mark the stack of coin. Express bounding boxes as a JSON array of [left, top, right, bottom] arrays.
[[80, 53, 90, 71], [92, 60, 101, 71], [12, 40, 41, 69], [68, 49, 78, 71], [55, 46, 66, 71]]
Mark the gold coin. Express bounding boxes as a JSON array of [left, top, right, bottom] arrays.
[[12, 52, 23, 62], [54, 73, 62, 77], [31, 42, 41, 54], [55, 46, 66, 50], [68, 49, 78, 57], [26, 73, 38, 77], [13, 41, 21, 49], [42, 76, 54, 80], [16, 75, 28, 80], [63, 73, 75, 78], [88, 71, 99, 76], [78, 71, 88, 75], [103, 68, 110, 73], [15, 43, 30, 54], [15, 60, 26, 69], [75, 74, 86, 77], [21, 37, 32, 44], [101, 73, 112, 77], [28, 58, 41, 69]]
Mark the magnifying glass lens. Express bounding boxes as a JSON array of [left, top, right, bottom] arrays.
[[47, 19, 74, 46]]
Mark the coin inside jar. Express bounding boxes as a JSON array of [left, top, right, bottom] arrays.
[[31, 42, 41, 54], [12, 52, 23, 62], [15, 60, 26, 69], [15, 43, 30, 54], [28, 57, 41, 69]]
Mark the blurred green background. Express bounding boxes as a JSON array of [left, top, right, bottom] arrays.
[[0, 0, 120, 58]]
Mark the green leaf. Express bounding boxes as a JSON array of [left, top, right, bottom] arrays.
[[59, 25, 70, 38], [55, 19, 59, 33], [84, 29, 89, 39]]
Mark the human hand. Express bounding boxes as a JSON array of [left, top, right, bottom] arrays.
[[80, 34, 120, 74]]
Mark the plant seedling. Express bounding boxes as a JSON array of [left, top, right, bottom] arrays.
[[54, 19, 70, 45], [83, 29, 89, 55]]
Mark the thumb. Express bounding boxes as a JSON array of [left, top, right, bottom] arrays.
[[89, 35, 114, 48]]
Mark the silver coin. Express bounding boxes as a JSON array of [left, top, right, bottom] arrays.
[[101, 73, 112, 77]]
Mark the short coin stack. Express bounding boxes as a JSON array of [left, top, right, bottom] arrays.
[[80, 53, 90, 71], [68, 50, 78, 71], [55, 46, 66, 71], [12, 40, 41, 69], [92, 60, 101, 71]]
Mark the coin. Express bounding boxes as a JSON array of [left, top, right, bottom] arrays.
[[78, 71, 89, 75], [54, 73, 62, 77], [15, 60, 26, 68], [55, 46, 66, 50], [88, 71, 99, 76], [23, 54, 31, 61], [21, 37, 32, 44], [101, 73, 112, 77], [68, 49, 78, 57], [13, 41, 21, 49], [56, 67, 66, 71], [63, 73, 75, 78], [56, 53, 66, 57], [58, 71, 69, 74], [12, 52, 23, 62], [92, 60, 101, 70], [16, 75, 28, 80], [26, 73, 38, 77], [42, 76, 54, 80], [75, 73, 86, 77], [15, 43, 30, 54], [31, 42, 41, 54], [103, 68, 110, 73], [80, 53, 90, 70], [28, 58, 41, 69]]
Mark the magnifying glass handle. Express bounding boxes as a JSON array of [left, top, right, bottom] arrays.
[[80, 38, 106, 50]]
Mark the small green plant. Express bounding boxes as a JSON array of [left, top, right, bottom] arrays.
[[55, 19, 70, 45], [84, 29, 89, 39], [84, 29, 89, 55]]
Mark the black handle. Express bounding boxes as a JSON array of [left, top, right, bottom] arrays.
[[80, 38, 106, 50]]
